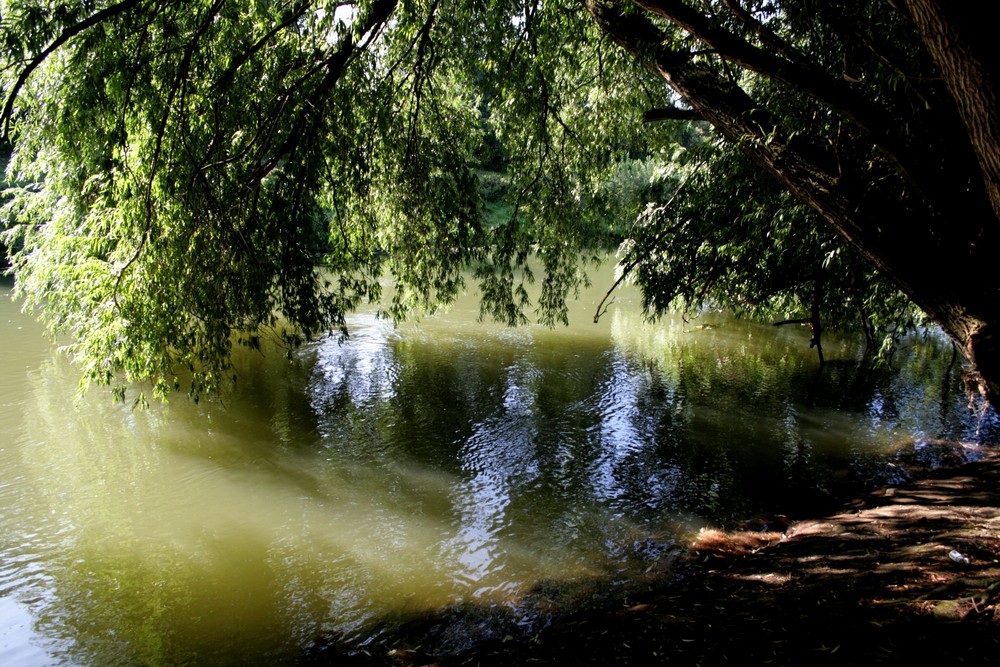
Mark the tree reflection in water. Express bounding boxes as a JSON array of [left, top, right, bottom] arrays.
[[1, 276, 996, 665]]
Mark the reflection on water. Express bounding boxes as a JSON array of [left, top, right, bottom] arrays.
[[0, 271, 996, 664]]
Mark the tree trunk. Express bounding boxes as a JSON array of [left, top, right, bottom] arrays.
[[904, 0, 1000, 223]]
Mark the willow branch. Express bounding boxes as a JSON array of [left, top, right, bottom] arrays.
[[2, 0, 146, 139], [593, 162, 703, 323], [114, 0, 226, 307], [632, 0, 934, 196], [250, 0, 398, 182], [211, 0, 311, 93]]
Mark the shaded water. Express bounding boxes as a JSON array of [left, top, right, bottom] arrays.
[[1, 269, 996, 665]]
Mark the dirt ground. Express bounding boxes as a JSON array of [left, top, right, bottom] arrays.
[[379, 451, 1000, 665]]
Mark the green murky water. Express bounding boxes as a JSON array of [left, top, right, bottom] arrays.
[[1, 268, 994, 665]]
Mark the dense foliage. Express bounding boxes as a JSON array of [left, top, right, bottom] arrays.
[[1, 0, 996, 401], [582, 0, 1000, 402], [616, 143, 922, 357]]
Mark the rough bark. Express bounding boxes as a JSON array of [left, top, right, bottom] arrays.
[[901, 0, 1000, 403], [904, 0, 1000, 224]]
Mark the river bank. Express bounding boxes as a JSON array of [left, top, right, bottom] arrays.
[[372, 450, 1000, 665]]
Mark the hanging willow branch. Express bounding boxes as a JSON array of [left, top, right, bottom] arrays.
[[2, 0, 147, 140], [593, 159, 705, 323]]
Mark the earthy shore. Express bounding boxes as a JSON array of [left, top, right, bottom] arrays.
[[380, 451, 1000, 665]]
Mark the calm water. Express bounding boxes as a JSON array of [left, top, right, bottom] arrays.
[[1, 269, 995, 665]]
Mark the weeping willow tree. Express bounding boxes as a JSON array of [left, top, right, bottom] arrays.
[[1, 0, 998, 404], [1, 0, 663, 400]]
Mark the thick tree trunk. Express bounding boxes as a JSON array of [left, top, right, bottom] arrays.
[[902, 0, 1000, 405], [904, 0, 1000, 223], [921, 307, 1000, 408], [584, 0, 1000, 405], [969, 326, 1000, 407]]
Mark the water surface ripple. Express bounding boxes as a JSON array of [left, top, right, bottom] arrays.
[[0, 272, 996, 664]]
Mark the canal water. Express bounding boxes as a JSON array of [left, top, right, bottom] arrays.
[[0, 268, 995, 665]]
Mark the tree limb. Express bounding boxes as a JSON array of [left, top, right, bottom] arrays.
[[630, 0, 948, 207], [249, 0, 398, 183], [114, 0, 227, 309], [2, 0, 147, 140], [211, 0, 312, 93]]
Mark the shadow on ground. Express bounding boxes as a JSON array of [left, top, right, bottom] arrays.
[[306, 453, 1000, 665]]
